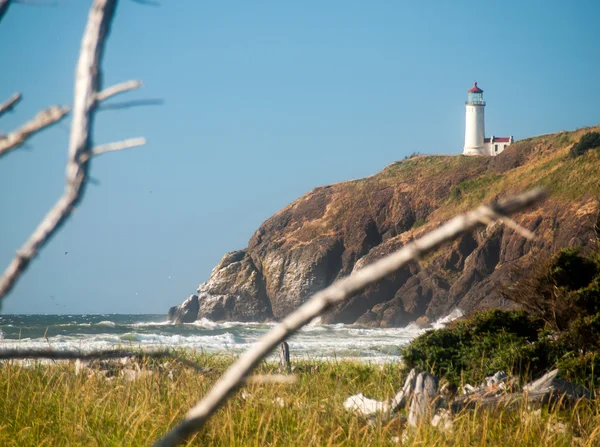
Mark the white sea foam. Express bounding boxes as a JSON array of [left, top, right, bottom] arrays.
[[0, 309, 464, 361], [431, 308, 464, 329], [129, 321, 172, 328]]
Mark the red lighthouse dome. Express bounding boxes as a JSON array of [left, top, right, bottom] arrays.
[[468, 82, 483, 93]]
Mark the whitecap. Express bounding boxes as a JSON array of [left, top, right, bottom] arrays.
[[431, 308, 463, 329]]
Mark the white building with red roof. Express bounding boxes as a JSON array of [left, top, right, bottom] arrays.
[[463, 82, 513, 156]]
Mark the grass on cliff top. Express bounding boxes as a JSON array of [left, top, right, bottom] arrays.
[[1, 353, 600, 446], [435, 126, 600, 218], [377, 125, 600, 225]]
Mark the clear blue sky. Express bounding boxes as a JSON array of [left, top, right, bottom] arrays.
[[0, 0, 599, 314]]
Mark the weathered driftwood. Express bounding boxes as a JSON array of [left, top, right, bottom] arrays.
[[391, 368, 417, 411], [0, 0, 9, 24], [0, 348, 211, 373], [278, 341, 291, 374], [343, 393, 389, 417], [153, 189, 546, 447], [451, 369, 590, 413], [0, 92, 21, 119], [344, 368, 591, 434], [407, 372, 439, 427]]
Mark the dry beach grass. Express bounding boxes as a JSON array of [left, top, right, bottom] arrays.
[[1, 354, 599, 446]]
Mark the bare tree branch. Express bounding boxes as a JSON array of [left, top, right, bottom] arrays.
[[0, 0, 120, 301], [0, 92, 22, 118], [0, 80, 142, 159], [130, 0, 160, 6], [0, 348, 211, 373], [98, 98, 163, 111], [13, 0, 61, 6], [243, 374, 297, 385], [0, 105, 70, 158], [0, 0, 10, 24], [153, 188, 547, 447], [96, 79, 141, 102], [85, 136, 146, 160]]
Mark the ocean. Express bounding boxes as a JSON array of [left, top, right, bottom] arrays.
[[0, 310, 462, 362]]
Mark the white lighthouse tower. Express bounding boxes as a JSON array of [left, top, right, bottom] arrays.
[[463, 82, 514, 156], [463, 82, 486, 155]]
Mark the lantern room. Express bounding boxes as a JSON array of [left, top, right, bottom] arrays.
[[466, 82, 485, 106]]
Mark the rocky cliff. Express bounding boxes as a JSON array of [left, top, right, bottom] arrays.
[[169, 126, 600, 326]]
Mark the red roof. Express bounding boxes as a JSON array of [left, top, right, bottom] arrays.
[[468, 82, 483, 93], [484, 137, 511, 143]]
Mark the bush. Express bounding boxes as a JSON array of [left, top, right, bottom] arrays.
[[402, 310, 545, 386], [570, 132, 600, 158], [500, 248, 600, 331], [403, 249, 600, 387]]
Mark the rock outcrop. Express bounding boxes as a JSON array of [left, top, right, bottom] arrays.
[[168, 294, 199, 323], [170, 125, 600, 326]]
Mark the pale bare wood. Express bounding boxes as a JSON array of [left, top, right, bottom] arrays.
[[0, 105, 69, 158], [0, 0, 9, 24], [153, 188, 546, 447], [82, 137, 147, 162], [0, 0, 119, 300], [0, 80, 142, 159], [479, 207, 537, 240], [0, 348, 211, 373], [95, 80, 142, 102], [244, 374, 297, 385], [278, 341, 291, 374], [408, 372, 439, 427], [391, 368, 417, 411], [0, 92, 22, 118]]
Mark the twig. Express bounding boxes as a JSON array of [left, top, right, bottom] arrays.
[[0, 105, 70, 158], [153, 188, 547, 447], [243, 374, 297, 385], [98, 98, 164, 111], [0, 0, 10, 24], [130, 0, 160, 6], [0, 0, 119, 301], [85, 137, 146, 160], [0, 92, 22, 118], [0, 348, 212, 373], [95, 80, 141, 102], [0, 80, 142, 159]]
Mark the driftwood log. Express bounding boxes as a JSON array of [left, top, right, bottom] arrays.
[[391, 368, 417, 411], [278, 341, 291, 374], [452, 368, 591, 412], [408, 372, 440, 427], [345, 368, 592, 429]]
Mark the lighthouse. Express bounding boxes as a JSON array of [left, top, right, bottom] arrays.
[[463, 82, 513, 156]]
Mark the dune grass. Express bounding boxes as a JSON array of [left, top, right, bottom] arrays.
[[0, 353, 599, 446]]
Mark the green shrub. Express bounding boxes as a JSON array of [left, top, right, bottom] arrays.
[[402, 310, 545, 386], [501, 248, 600, 331], [403, 249, 600, 388], [570, 132, 600, 158]]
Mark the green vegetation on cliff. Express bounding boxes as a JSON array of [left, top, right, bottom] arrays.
[[402, 248, 600, 389]]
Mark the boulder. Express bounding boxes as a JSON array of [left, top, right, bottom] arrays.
[[168, 294, 199, 323]]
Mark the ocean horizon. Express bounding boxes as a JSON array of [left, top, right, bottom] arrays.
[[0, 310, 463, 363]]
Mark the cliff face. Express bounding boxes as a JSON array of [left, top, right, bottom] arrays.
[[170, 125, 600, 326]]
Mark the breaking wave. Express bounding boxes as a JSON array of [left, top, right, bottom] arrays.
[[0, 309, 463, 362]]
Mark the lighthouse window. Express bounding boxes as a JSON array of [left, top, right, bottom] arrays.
[[495, 144, 498, 152]]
